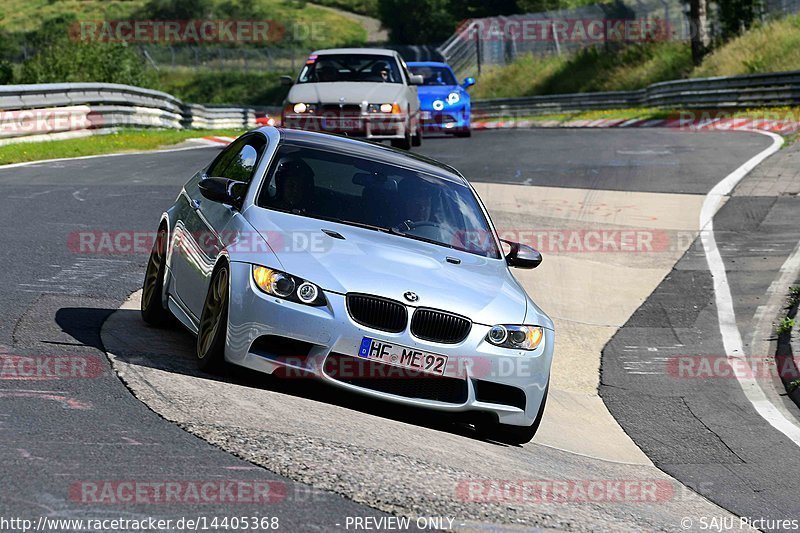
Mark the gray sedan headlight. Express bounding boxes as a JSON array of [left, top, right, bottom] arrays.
[[292, 102, 317, 113], [367, 103, 397, 113], [486, 325, 544, 351], [252, 265, 326, 306]]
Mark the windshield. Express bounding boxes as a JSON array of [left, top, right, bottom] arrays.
[[408, 65, 457, 86], [256, 144, 501, 258], [297, 54, 403, 84]]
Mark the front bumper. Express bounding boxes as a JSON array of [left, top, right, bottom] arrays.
[[282, 113, 408, 140], [419, 104, 470, 132], [225, 262, 553, 427]]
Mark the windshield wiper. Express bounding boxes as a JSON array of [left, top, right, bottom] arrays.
[[323, 216, 466, 253], [324, 217, 393, 234]]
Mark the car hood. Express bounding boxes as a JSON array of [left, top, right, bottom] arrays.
[[243, 208, 535, 326], [416, 86, 469, 108], [287, 82, 407, 105], [417, 85, 460, 98]]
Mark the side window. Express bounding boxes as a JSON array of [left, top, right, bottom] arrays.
[[397, 57, 412, 85], [207, 136, 267, 185], [207, 139, 244, 178]]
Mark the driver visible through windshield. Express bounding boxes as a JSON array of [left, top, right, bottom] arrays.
[[297, 54, 403, 84], [408, 66, 457, 86], [257, 144, 500, 258]]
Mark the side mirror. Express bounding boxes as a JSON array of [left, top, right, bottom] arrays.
[[198, 177, 244, 209], [409, 74, 424, 85], [462, 77, 476, 88], [280, 75, 294, 86], [503, 240, 542, 269]]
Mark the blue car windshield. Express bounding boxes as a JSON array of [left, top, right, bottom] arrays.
[[257, 144, 501, 259], [409, 66, 457, 86], [297, 54, 402, 84]]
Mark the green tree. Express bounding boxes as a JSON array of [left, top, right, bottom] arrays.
[[718, 0, 765, 40], [451, 0, 520, 19], [377, 0, 457, 44], [18, 15, 154, 86], [135, 0, 214, 20]]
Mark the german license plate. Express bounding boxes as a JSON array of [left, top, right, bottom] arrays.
[[323, 118, 360, 130], [357, 337, 448, 376], [421, 111, 432, 120]]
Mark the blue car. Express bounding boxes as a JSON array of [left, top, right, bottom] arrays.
[[407, 62, 475, 137]]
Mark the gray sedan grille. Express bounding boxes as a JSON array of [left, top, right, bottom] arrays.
[[346, 293, 407, 333], [410, 308, 471, 344], [319, 104, 361, 117]]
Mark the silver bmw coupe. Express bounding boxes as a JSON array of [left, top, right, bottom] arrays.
[[142, 127, 554, 443]]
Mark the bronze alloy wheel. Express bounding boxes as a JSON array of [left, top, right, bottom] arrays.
[[141, 227, 172, 326], [196, 265, 229, 371]]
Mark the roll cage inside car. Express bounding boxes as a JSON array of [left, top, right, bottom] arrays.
[[297, 54, 405, 84]]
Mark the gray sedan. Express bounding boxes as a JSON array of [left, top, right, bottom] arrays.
[[281, 48, 423, 150], [142, 127, 554, 444]]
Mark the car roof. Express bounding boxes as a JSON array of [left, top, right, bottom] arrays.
[[407, 61, 453, 69], [311, 48, 398, 57], [260, 127, 467, 185]]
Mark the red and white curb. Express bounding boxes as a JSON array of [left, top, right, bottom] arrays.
[[472, 117, 800, 134], [196, 136, 237, 146], [196, 118, 799, 147]]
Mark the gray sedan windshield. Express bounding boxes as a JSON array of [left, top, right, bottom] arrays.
[[256, 144, 500, 258], [297, 54, 402, 84]]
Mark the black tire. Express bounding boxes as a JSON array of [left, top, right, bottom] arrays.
[[454, 129, 471, 138], [412, 125, 422, 147], [196, 264, 229, 372], [476, 383, 549, 445], [391, 117, 413, 150], [141, 226, 173, 326]]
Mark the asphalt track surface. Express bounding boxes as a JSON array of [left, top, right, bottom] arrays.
[[601, 186, 800, 526], [0, 128, 795, 531]]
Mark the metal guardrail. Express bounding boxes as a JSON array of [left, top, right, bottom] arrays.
[[0, 82, 257, 144], [472, 70, 800, 118], [3, 70, 800, 144]]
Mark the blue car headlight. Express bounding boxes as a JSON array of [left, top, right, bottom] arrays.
[[252, 265, 326, 306], [447, 92, 460, 105]]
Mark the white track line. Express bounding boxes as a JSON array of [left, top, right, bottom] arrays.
[[700, 129, 800, 445], [0, 142, 218, 171]]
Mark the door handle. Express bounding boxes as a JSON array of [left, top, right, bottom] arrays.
[[191, 199, 201, 210]]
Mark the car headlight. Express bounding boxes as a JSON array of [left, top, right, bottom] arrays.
[[447, 92, 460, 105], [291, 102, 316, 114], [252, 265, 326, 306], [432, 100, 444, 111], [368, 103, 398, 113], [486, 325, 543, 351]]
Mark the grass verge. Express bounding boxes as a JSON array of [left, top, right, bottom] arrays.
[[472, 42, 693, 99], [472, 13, 800, 100], [0, 128, 246, 165], [480, 107, 800, 145], [0, 0, 366, 49]]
